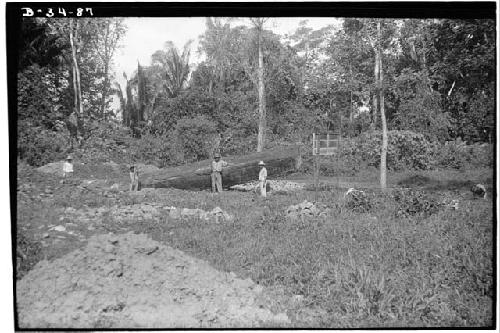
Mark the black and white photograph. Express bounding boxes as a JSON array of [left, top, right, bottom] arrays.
[[6, 1, 496, 329]]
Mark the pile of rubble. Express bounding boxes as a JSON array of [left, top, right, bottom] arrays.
[[36, 161, 67, 176], [285, 200, 328, 219], [168, 206, 234, 222], [59, 204, 234, 225], [231, 180, 304, 193], [61, 203, 163, 224], [17, 233, 290, 328]]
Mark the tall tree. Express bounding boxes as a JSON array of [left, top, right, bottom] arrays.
[[137, 62, 147, 124], [376, 21, 388, 190], [250, 18, 269, 152], [68, 19, 84, 140], [349, 18, 396, 189], [90, 18, 126, 119]]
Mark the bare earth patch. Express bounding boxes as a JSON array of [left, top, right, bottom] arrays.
[[17, 233, 290, 329]]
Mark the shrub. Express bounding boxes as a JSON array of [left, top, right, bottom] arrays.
[[392, 188, 442, 218], [219, 127, 257, 156], [17, 126, 69, 166], [17, 232, 43, 279], [433, 139, 493, 169], [127, 131, 178, 168], [76, 120, 132, 164], [356, 130, 436, 171], [433, 138, 469, 169], [469, 143, 494, 168], [174, 115, 219, 162], [344, 189, 372, 213], [18, 65, 66, 129]]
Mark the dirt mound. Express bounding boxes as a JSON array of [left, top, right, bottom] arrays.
[[17, 233, 289, 328]]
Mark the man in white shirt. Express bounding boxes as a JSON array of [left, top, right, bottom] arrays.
[[211, 153, 228, 193], [63, 155, 74, 179], [258, 161, 267, 197]]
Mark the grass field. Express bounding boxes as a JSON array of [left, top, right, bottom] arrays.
[[16, 164, 494, 328]]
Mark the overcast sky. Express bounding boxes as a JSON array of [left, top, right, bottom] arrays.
[[113, 17, 341, 90]]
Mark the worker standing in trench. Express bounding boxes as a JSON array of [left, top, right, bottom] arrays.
[[211, 153, 228, 193]]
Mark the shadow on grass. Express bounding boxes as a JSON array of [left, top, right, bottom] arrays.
[[397, 174, 485, 192]]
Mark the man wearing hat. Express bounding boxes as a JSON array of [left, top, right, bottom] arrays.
[[258, 161, 267, 197], [63, 155, 74, 180], [211, 153, 228, 193]]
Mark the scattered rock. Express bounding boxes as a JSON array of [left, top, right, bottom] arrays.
[[231, 180, 304, 193], [292, 294, 304, 304], [471, 183, 487, 199], [169, 208, 181, 219], [51, 225, 66, 232], [181, 208, 205, 218], [443, 198, 460, 210], [286, 200, 321, 219], [167, 206, 234, 222]]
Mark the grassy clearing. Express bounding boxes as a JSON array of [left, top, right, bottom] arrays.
[[16, 165, 494, 327], [124, 184, 493, 327]]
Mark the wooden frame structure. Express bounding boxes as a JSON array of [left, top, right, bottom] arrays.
[[312, 100, 343, 198]]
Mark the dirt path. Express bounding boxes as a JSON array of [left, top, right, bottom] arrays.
[[17, 232, 290, 328]]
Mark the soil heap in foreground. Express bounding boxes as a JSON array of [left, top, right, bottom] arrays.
[[17, 232, 290, 328]]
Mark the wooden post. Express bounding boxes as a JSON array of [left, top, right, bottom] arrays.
[[296, 143, 303, 170], [312, 133, 316, 155], [313, 134, 319, 201]]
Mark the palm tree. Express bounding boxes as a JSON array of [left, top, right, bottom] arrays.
[[151, 40, 193, 98], [199, 18, 238, 93]]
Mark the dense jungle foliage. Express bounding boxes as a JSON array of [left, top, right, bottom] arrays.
[[16, 18, 495, 169]]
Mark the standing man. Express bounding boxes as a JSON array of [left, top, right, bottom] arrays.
[[129, 165, 140, 191], [63, 155, 74, 179], [258, 160, 267, 198], [211, 153, 228, 193]]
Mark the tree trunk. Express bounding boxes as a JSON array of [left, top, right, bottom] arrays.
[[256, 25, 266, 152], [137, 62, 146, 124], [141, 146, 300, 190], [349, 62, 353, 123], [378, 21, 388, 191], [99, 23, 110, 120], [69, 19, 83, 137], [371, 47, 379, 131]]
